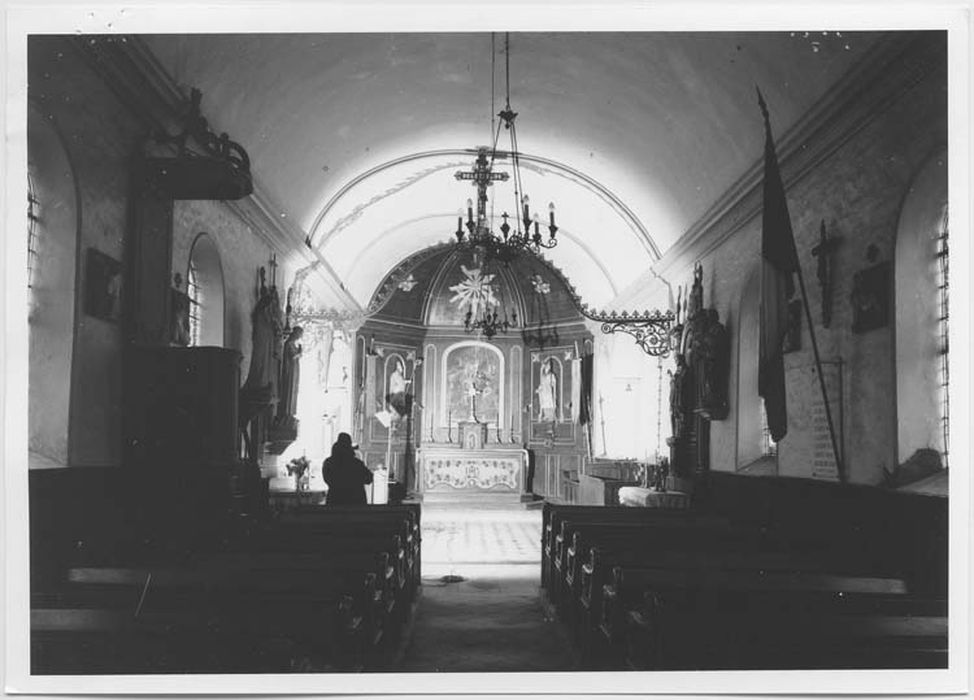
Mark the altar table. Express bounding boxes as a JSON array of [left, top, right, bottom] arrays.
[[416, 446, 529, 504]]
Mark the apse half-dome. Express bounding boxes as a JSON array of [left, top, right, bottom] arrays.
[[366, 245, 587, 330]]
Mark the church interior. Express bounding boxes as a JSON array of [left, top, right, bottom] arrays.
[[14, 20, 960, 683]]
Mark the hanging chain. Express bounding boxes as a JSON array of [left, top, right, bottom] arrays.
[[656, 357, 664, 463]]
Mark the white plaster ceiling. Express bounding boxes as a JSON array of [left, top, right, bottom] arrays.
[[142, 31, 881, 309]]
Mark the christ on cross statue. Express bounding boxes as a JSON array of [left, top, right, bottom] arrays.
[[455, 147, 509, 236], [811, 220, 842, 328]]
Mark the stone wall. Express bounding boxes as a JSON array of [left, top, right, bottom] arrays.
[[625, 35, 948, 485], [27, 35, 293, 468]]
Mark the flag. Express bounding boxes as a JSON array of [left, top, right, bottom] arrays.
[[578, 352, 594, 426], [757, 88, 799, 442]]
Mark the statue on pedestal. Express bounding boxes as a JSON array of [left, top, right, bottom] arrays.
[[536, 359, 558, 422], [275, 325, 303, 426], [688, 308, 730, 420], [240, 268, 285, 460], [678, 264, 730, 421], [668, 354, 692, 440]]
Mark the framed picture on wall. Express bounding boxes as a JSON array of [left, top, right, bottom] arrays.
[[850, 261, 891, 334], [84, 247, 121, 323]]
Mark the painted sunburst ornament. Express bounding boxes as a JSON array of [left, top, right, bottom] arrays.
[[530, 273, 551, 295], [397, 273, 417, 292], [449, 264, 499, 317]]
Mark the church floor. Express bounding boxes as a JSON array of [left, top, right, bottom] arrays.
[[396, 506, 575, 672]]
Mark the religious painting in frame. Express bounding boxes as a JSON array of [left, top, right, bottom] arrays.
[[84, 247, 121, 323], [850, 261, 891, 334], [442, 341, 503, 428]]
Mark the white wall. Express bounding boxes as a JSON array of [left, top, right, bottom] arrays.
[[27, 105, 78, 467], [591, 327, 668, 462], [894, 149, 947, 465]]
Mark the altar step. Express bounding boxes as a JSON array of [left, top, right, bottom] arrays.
[[408, 493, 545, 510]]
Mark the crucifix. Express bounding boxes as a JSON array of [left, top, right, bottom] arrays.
[[268, 253, 279, 289], [455, 147, 509, 235], [811, 219, 842, 328]]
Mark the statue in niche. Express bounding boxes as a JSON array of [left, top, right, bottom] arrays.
[[275, 325, 303, 424], [536, 358, 558, 422], [386, 357, 411, 419]]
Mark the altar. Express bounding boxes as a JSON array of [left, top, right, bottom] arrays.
[[416, 445, 529, 504]]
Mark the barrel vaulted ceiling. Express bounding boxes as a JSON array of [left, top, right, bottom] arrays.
[[141, 31, 881, 309]]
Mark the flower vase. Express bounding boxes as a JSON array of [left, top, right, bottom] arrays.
[[298, 472, 310, 492]]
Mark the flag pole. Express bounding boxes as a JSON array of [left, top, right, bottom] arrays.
[[757, 87, 845, 484], [794, 252, 846, 483]]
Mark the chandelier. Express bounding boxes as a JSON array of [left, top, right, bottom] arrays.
[[464, 303, 516, 340], [446, 33, 674, 356], [453, 33, 558, 264]]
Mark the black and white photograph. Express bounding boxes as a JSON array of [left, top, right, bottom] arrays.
[[3, 2, 972, 697]]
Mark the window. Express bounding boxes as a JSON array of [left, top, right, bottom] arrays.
[[185, 233, 225, 347], [936, 213, 949, 467], [27, 171, 39, 291], [893, 150, 947, 471], [187, 256, 202, 346]]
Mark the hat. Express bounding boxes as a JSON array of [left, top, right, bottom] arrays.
[[336, 432, 358, 450]]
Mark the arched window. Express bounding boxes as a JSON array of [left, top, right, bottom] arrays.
[[27, 170, 40, 292], [186, 233, 225, 347], [894, 150, 947, 472], [27, 105, 79, 468], [936, 214, 949, 466], [187, 255, 202, 346]]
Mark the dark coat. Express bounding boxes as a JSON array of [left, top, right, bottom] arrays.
[[322, 446, 373, 505]]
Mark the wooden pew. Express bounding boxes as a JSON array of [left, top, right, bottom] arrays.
[[550, 508, 922, 666], [31, 569, 377, 673], [610, 572, 947, 669], [540, 503, 727, 590], [588, 556, 942, 670], [551, 518, 767, 614], [278, 505, 422, 591], [32, 499, 422, 674]]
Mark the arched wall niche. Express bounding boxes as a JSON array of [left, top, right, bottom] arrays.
[[894, 147, 948, 468], [186, 232, 226, 347], [27, 103, 80, 468]]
